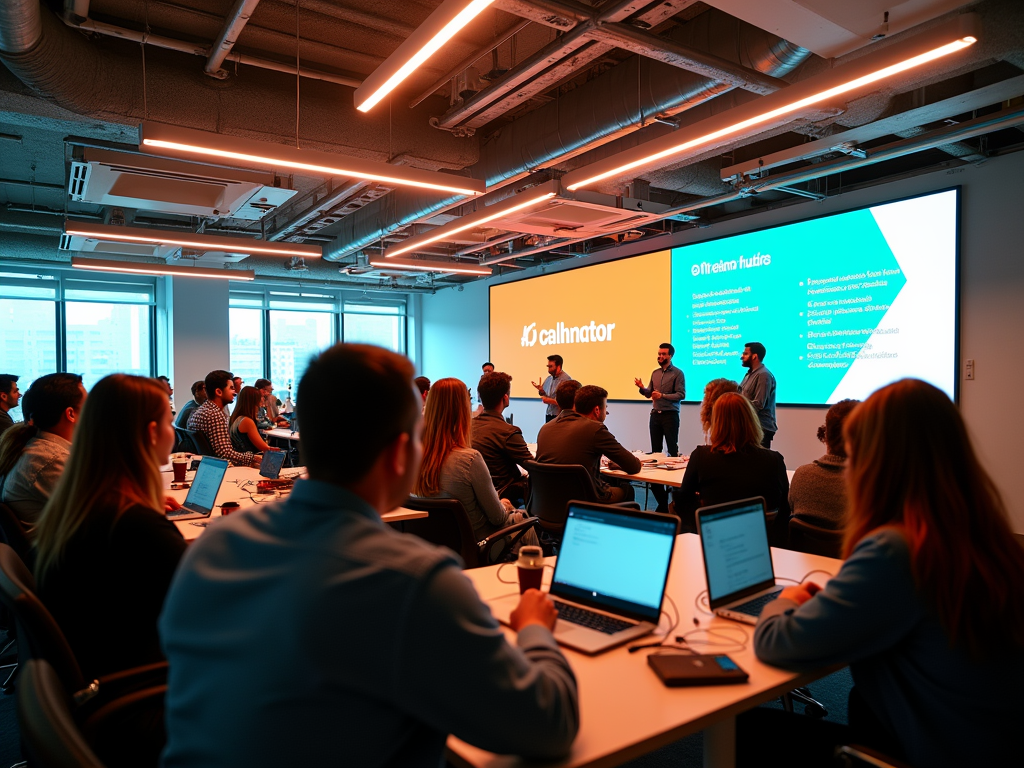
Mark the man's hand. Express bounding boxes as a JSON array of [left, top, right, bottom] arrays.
[[250, 455, 263, 469], [531, 377, 544, 392], [633, 377, 644, 388], [778, 581, 821, 606], [651, 391, 663, 400], [510, 589, 558, 632], [164, 496, 182, 513]]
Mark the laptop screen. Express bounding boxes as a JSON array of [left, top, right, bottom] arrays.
[[551, 503, 677, 623], [698, 498, 775, 605], [181, 457, 229, 515], [259, 450, 286, 479]]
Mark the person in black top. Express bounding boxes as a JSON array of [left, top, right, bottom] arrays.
[[0, 373, 20, 436], [471, 371, 533, 505], [33, 374, 187, 681], [671, 392, 789, 543]]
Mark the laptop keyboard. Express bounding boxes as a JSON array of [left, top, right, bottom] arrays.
[[731, 589, 783, 617], [554, 601, 633, 634]]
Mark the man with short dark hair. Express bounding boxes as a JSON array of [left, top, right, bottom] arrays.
[[161, 344, 579, 767], [472, 371, 533, 505], [531, 354, 571, 423], [536, 384, 641, 503], [254, 378, 289, 428], [740, 341, 778, 448], [481, 361, 494, 374], [175, 381, 207, 429], [552, 379, 581, 419], [414, 376, 431, 407], [634, 343, 686, 511], [0, 374, 20, 436], [188, 370, 260, 467]]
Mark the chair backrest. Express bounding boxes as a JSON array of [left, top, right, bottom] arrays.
[[183, 428, 215, 457], [17, 658, 105, 768], [523, 461, 600, 534], [400, 497, 482, 568], [80, 682, 168, 768], [788, 517, 844, 558], [0, 543, 85, 693], [0, 501, 33, 563]]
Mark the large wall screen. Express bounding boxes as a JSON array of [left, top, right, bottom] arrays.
[[490, 188, 959, 405]]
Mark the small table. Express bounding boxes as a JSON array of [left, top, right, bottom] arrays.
[[265, 427, 300, 466]]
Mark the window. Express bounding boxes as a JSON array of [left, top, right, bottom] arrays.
[[229, 307, 265, 385], [65, 303, 152, 390], [343, 303, 406, 352], [269, 310, 334, 392], [0, 297, 58, 422]]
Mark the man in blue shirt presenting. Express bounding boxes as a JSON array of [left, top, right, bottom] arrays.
[[532, 354, 572, 423], [739, 341, 778, 448]]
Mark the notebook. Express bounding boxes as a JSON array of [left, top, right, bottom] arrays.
[[696, 497, 783, 624], [490, 501, 679, 654], [259, 450, 287, 479], [168, 457, 229, 520]]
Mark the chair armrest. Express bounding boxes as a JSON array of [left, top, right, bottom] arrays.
[[478, 516, 540, 565], [73, 661, 169, 711], [835, 744, 911, 768]]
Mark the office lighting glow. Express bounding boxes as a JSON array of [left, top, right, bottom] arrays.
[[355, 0, 497, 113], [563, 15, 979, 191], [369, 258, 492, 276], [72, 256, 256, 281], [140, 123, 485, 197], [64, 221, 322, 258], [386, 181, 560, 257]]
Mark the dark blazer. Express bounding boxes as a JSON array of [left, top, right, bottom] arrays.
[[534, 411, 641, 499], [470, 411, 534, 493], [671, 444, 790, 541]]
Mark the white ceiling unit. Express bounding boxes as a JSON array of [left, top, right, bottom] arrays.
[[491, 191, 679, 239], [68, 148, 298, 220], [58, 231, 177, 259]]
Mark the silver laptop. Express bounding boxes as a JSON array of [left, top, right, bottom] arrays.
[[490, 502, 679, 655], [697, 497, 783, 624], [168, 457, 229, 520]]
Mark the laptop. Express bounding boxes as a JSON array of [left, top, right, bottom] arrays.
[[259, 450, 287, 479], [168, 457, 229, 521], [697, 497, 783, 624], [490, 501, 679, 655]]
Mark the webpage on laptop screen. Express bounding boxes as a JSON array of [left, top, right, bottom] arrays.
[[186, 462, 225, 510], [702, 505, 774, 602]]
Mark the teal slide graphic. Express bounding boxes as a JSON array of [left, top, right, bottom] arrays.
[[671, 208, 910, 404]]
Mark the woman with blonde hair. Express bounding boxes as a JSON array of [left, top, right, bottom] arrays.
[[229, 385, 280, 454], [34, 373, 186, 680], [671, 392, 789, 539], [414, 377, 537, 552], [746, 379, 1024, 766], [698, 378, 740, 439]]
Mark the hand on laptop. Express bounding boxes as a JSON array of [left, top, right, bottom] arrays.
[[510, 589, 557, 632], [778, 582, 821, 606], [164, 496, 182, 513]]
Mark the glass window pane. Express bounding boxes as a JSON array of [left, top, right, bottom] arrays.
[[65, 302, 152, 390], [343, 302, 403, 315], [0, 298, 58, 422], [344, 313, 404, 353], [64, 278, 155, 304], [229, 308, 265, 384], [269, 310, 334, 394]]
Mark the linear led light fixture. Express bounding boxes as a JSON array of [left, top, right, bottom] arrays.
[[72, 256, 256, 281], [563, 14, 980, 191], [140, 122, 485, 197], [369, 258, 492, 276], [355, 0, 497, 113], [386, 180, 560, 258], [63, 221, 322, 259]]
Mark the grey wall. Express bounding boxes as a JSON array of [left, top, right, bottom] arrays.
[[421, 150, 1024, 533], [169, 277, 230, 409]]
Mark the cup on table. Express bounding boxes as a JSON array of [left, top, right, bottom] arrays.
[[220, 501, 240, 516], [516, 545, 545, 594], [171, 453, 191, 483]]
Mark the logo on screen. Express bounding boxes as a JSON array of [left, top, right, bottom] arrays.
[[520, 322, 538, 347]]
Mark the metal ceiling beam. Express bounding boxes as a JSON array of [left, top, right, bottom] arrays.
[[205, 0, 262, 77]]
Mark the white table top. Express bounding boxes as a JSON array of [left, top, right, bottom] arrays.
[[265, 427, 300, 440], [447, 534, 842, 768]]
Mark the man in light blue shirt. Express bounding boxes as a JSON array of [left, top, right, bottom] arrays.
[[532, 354, 572, 422], [160, 343, 578, 768]]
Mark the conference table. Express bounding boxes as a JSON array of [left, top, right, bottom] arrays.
[[161, 462, 426, 541], [447, 534, 842, 768], [265, 427, 300, 466], [601, 453, 797, 488]]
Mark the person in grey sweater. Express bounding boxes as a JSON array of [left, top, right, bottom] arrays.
[[788, 399, 859, 528], [745, 379, 1024, 768]]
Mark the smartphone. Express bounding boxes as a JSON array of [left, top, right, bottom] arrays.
[[648, 653, 749, 687]]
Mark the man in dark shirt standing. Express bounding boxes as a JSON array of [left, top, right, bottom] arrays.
[[634, 343, 685, 511], [472, 371, 533, 505], [0, 374, 21, 436], [739, 341, 778, 448]]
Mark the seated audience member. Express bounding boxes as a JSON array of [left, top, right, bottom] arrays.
[[698, 377, 740, 441], [671, 392, 789, 539], [160, 344, 578, 767], [481, 361, 495, 374], [471, 372, 533, 505], [414, 376, 430, 407], [174, 380, 206, 428], [34, 374, 186, 680], [0, 373, 86, 526], [415, 378, 539, 550], [0, 373, 21, 436], [229, 386, 282, 455], [745, 379, 1024, 768], [788, 399, 860, 529], [188, 370, 261, 468], [535, 384, 640, 504], [254, 378, 289, 428], [549, 379, 581, 421]]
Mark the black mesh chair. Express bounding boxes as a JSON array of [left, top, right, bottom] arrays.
[[175, 428, 215, 457], [0, 501, 32, 564], [789, 517, 844, 559], [400, 497, 539, 569]]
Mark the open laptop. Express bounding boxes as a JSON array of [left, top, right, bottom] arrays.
[[168, 457, 229, 521], [697, 497, 783, 624], [259, 450, 287, 479], [490, 501, 679, 655]]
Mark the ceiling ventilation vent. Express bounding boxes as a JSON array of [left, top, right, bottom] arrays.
[[494, 191, 675, 238]]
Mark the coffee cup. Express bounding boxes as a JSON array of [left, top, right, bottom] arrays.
[[171, 453, 190, 483], [220, 501, 241, 516], [516, 545, 545, 594]]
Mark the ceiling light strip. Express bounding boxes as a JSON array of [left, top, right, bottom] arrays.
[[64, 222, 322, 259], [71, 256, 256, 281], [369, 258, 492, 275], [563, 14, 980, 191], [140, 123, 485, 197], [355, 0, 497, 113]]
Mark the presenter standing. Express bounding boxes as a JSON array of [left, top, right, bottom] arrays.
[[532, 355, 571, 423], [739, 341, 778, 448], [634, 343, 685, 512]]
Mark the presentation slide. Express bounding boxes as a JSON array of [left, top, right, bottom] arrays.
[[489, 189, 958, 405]]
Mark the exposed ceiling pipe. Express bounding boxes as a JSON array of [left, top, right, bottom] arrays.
[[267, 179, 371, 241], [205, 0, 262, 78]]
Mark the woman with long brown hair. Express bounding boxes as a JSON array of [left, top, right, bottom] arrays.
[[671, 392, 789, 539], [414, 377, 537, 551], [34, 373, 187, 680], [698, 377, 740, 440], [229, 385, 280, 454], [748, 379, 1024, 766]]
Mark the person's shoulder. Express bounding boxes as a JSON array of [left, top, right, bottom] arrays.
[[114, 504, 184, 536], [853, 527, 911, 559]]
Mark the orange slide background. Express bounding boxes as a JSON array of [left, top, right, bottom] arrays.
[[489, 251, 672, 400]]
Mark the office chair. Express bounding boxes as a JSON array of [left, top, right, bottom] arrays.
[[789, 517, 844, 559], [0, 501, 32, 564], [182, 428, 215, 457], [835, 744, 911, 768], [400, 497, 539, 569]]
